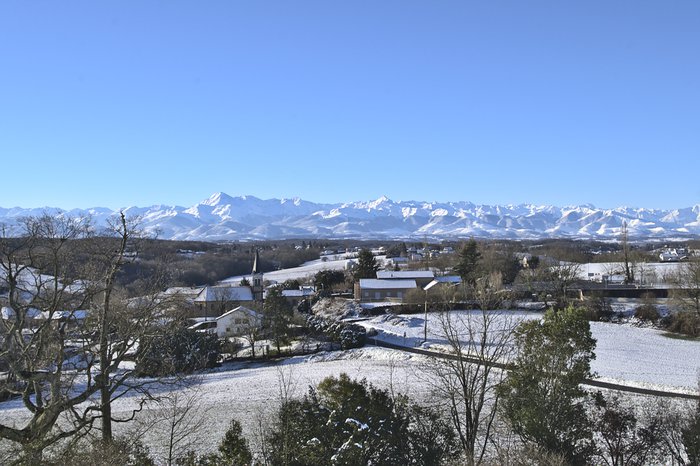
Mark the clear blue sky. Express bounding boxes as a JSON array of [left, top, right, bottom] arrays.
[[1, 1, 698, 210]]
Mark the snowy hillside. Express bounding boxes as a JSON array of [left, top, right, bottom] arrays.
[[2, 192, 700, 241]]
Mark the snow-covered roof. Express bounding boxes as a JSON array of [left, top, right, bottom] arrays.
[[376, 270, 434, 280], [162, 286, 204, 297], [359, 279, 417, 290], [281, 289, 316, 298], [423, 275, 462, 291], [195, 286, 254, 302], [1, 306, 42, 320], [217, 306, 261, 321], [39, 310, 89, 320]]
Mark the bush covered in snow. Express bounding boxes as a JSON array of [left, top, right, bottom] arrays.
[[338, 323, 367, 349], [311, 297, 362, 320], [306, 315, 367, 349]]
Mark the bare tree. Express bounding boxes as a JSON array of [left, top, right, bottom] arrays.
[[514, 261, 580, 309], [591, 392, 664, 466], [620, 221, 635, 285], [0, 214, 177, 462], [672, 259, 700, 316], [473, 271, 507, 311], [422, 309, 518, 465], [240, 318, 262, 359], [549, 262, 582, 308], [140, 384, 211, 466]]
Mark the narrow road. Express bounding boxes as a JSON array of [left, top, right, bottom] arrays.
[[370, 338, 700, 401]]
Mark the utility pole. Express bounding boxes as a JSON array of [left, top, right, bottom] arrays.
[[423, 289, 428, 343]]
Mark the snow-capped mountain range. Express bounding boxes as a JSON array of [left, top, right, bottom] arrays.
[[2, 192, 699, 241]]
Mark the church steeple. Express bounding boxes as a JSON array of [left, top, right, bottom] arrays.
[[252, 249, 260, 274], [251, 249, 263, 302]]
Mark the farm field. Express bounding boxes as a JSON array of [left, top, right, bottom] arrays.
[[357, 310, 700, 392]]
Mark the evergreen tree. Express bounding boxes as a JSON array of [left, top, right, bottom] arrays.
[[263, 288, 294, 354], [498, 306, 596, 465], [268, 374, 458, 466], [353, 248, 380, 281], [313, 269, 346, 291], [218, 419, 253, 465], [281, 278, 301, 290], [454, 239, 482, 285]]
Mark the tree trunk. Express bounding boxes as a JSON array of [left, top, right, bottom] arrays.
[[100, 381, 113, 441]]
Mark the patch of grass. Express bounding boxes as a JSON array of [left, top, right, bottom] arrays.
[[662, 332, 700, 341]]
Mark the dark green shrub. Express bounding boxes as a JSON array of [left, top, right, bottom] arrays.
[[136, 325, 220, 376], [268, 374, 458, 466]]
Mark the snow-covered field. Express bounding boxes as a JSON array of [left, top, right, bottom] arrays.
[[356, 310, 700, 393], [0, 348, 426, 461]]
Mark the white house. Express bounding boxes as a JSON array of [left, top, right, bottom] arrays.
[[216, 306, 262, 339]]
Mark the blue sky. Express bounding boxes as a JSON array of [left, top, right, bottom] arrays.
[[1, 1, 698, 210]]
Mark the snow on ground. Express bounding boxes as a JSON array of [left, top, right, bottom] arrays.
[[0, 348, 428, 461], [590, 321, 700, 392], [1, 307, 697, 461], [356, 310, 700, 392]]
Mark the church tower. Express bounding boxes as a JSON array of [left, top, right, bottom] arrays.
[[251, 249, 264, 302]]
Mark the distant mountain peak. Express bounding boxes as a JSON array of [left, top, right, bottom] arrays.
[[202, 192, 233, 206], [0, 193, 698, 241]]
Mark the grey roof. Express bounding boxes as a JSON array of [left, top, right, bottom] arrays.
[[376, 270, 434, 280], [435, 275, 462, 283], [195, 286, 254, 302], [359, 279, 417, 290]]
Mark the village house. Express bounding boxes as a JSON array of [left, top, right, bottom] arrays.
[[354, 278, 417, 302], [216, 306, 262, 339]]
